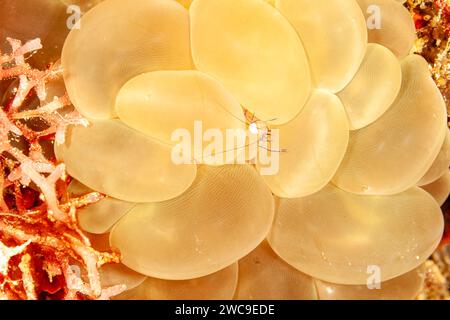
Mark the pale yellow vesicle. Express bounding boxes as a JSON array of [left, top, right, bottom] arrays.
[[333, 55, 447, 195], [110, 165, 274, 280], [356, 0, 416, 59], [258, 90, 349, 198], [100, 263, 146, 292], [338, 44, 402, 130], [418, 130, 450, 186], [268, 184, 444, 285], [422, 171, 450, 206], [0, 0, 70, 69], [315, 266, 424, 300], [68, 180, 136, 234], [55, 120, 197, 203], [115, 70, 246, 165], [235, 241, 317, 300], [276, 0, 367, 93], [114, 263, 238, 300], [61, 0, 192, 119], [190, 0, 311, 125]]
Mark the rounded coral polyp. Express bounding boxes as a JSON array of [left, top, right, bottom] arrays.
[[421, 171, 450, 207], [115, 263, 238, 300], [110, 165, 274, 280], [235, 241, 317, 300], [115, 70, 246, 165], [356, 0, 417, 59], [315, 266, 425, 300], [190, 0, 311, 125], [268, 184, 444, 285], [55, 119, 197, 203], [68, 180, 136, 234], [61, 0, 192, 119], [276, 0, 368, 93], [333, 55, 448, 195], [418, 130, 450, 187], [99, 263, 146, 293], [338, 43, 402, 130], [259, 90, 349, 198]]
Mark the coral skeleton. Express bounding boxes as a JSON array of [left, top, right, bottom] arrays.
[[0, 38, 123, 300]]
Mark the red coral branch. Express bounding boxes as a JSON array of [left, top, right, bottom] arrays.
[[0, 39, 124, 300]]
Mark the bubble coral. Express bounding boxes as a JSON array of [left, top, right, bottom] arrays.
[[234, 241, 318, 300], [114, 263, 238, 300], [190, 0, 311, 125], [276, 0, 368, 93], [61, 0, 192, 119], [115, 70, 247, 164], [333, 55, 447, 195], [38, 0, 450, 299], [356, 0, 417, 59], [258, 90, 349, 198], [315, 267, 425, 300], [55, 119, 197, 203], [68, 180, 135, 235], [422, 171, 450, 206], [235, 240, 425, 300], [110, 165, 274, 280], [268, 184, 443, 284]]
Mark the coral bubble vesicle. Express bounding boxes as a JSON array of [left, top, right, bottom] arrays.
[[356, 0, 417, 59], [110, 165, 274, 280], [99, 263, 146, 293], [418, 130, 450, 187], [68, 180, 136, 234], [338, 43, 402, 130], [235, 241, 317, 300], [422, 171, 450, 207], [61, 0, 192, 119], [55, 120, 197, 203], [115, 263, 238, 300], [268, 184, 444, 285], [259, 90, 349, 198], [315, 266, 425, 300], [115, 70, 246, 164], [190, 0, 311, 125], [333, 55, 448, 195], [276, 0, 368, 93]]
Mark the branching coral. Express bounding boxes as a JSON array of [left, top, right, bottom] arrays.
[[0, 39, 124, 299]]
